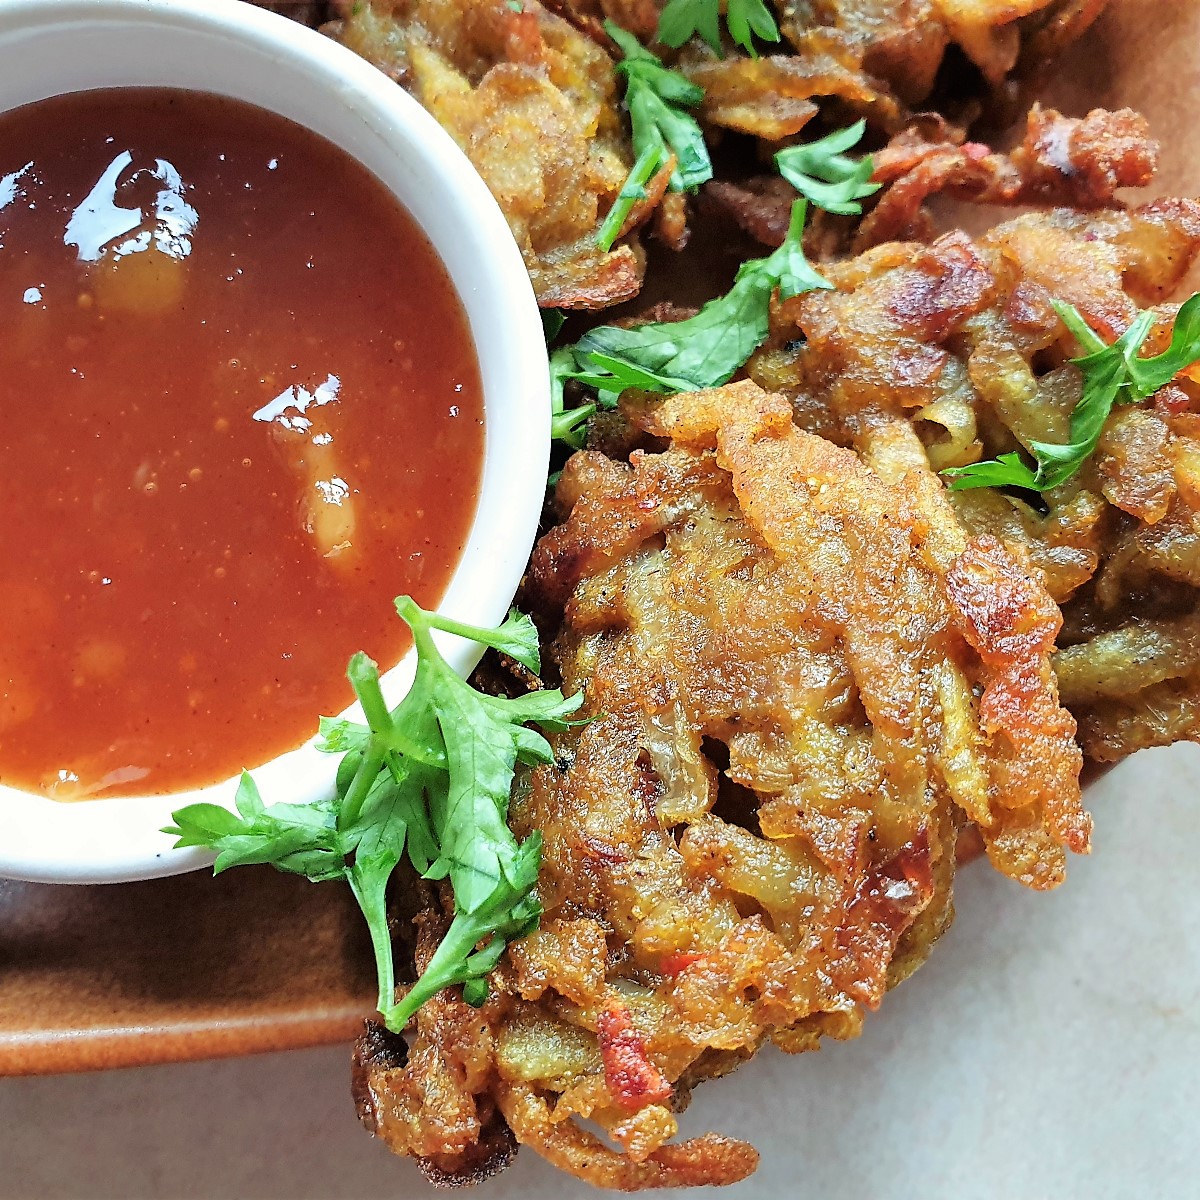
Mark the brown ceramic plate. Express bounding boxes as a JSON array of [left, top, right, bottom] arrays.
[[0, 868, 376, 1074], [1, 0, 1195, 1077]]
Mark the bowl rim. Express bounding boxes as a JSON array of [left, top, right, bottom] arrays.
[[0, 0, 549, 884]]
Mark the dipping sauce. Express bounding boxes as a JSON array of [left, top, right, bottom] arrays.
[[0, 89, 483, 800]]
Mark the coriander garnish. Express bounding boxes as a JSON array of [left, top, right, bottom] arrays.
[[166, 598, 583, 1029], [657, 0, 780, 58], [553, 199, 830, 426], [596, 143, 667, 253], [775, 120, 881, 217], [944, 294, 1200, 494], [607, 22, 712, 195]]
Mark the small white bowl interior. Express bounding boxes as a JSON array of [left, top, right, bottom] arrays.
[[0, 0, 548, 884]]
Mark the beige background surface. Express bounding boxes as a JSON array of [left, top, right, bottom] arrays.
[[1, 744, 1196, 1199]]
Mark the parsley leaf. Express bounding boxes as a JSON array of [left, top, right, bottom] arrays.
[[607, 22, 712, 193], [657, 0, 780, 58], [165, 599, 583, 1030], [775, 120, 881, 217], [554, 200, 829, 413], [551, 345, 597, 450], [725, 0, 782, 57], [944, 295, 1200, 494], [541, 308, 565, 344]]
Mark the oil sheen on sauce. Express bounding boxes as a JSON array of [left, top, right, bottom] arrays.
[[0, 89, 484, 800]]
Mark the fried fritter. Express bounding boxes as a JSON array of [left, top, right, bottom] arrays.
[[273, 0, 1110, 307], [704, 103, 1157, 256], [353, 380, 1090, 1186], [322, 0, 647, 309], [749, 195, 1200, 762], [679, 0, 1109, 144]]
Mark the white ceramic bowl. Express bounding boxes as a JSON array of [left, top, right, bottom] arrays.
[[0, 0, 549, 884]]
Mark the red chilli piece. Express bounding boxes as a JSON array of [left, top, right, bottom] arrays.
[[659, 950, 704, 978], [598, 1001, 673, 1113]]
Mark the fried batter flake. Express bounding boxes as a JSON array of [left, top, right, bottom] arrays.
[[325, 0, 646, 308], [707, 104, 1158, 256], [681, 0, 1110, 144]]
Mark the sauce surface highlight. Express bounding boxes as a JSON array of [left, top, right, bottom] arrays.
[[0, 88, 483, 800]]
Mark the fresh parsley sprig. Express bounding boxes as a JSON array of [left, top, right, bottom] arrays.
[[944, 295, 1200, 494], [607, 22, 712, 195], [657, 0, 781, 58], [166, 598, 583, 1031], [554, 200, 829, 429], [775, 120, 881, 217]]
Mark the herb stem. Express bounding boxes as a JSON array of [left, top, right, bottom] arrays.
[[596, 143, 665, 253], [347, 652, 394, 734], [339, 744, 387, 832]]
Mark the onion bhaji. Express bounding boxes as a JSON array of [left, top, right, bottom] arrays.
[[353, 380, 1091, 1186], [705, 102, 1157, 255], [351, 124, 1200, 1197], [270, 0, 1113, 305], [322, 0, 649, 309], [749, 197, 1200, 762], [682, 0, 1108, 144]]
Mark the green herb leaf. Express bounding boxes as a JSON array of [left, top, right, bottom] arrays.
[[166, 598, 583, 1030], [567, 199, 830, 397], [725, 0, 781, 57], [396, 599, 581, 914], [386, 835, 543, 1027], [398, 601, 543, 674], [657, 0, 780, 57], [541, 308, 566, 344], [607, 22, 712, 193], [944, 296, 1200, 494], [165, 773, 345, 879], [1121, 293, 1200, 398], [657, 0, 721, 55], [551, 204, 828, 447], [775, 120, 881, 217], [550, 345, 594, 451]]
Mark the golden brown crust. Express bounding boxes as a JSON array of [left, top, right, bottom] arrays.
[[764, 0, 1111, 128], [708, 105, 1157, 255], [752, 200, 1200, 763], [325, 0, 650, 308]]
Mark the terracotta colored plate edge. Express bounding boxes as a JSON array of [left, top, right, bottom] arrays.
[[0, 1004, 370, 1076]]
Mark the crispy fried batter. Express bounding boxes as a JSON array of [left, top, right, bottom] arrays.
[[324, 0, 647, 308], [355, 381, 1089, 1186], [679, 38, 901, 141], [738, 0, 1111, 140], [750, 195, 1200, 762], [856, 104, 1156, 249], [263, 3, 1183, 1187]]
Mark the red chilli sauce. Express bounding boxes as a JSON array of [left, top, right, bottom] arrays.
[[0, 89, 484, 800]]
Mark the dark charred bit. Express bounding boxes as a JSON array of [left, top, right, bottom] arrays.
[[350, 1020, 408, 1134], [415, 1117, 519, 1189]]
